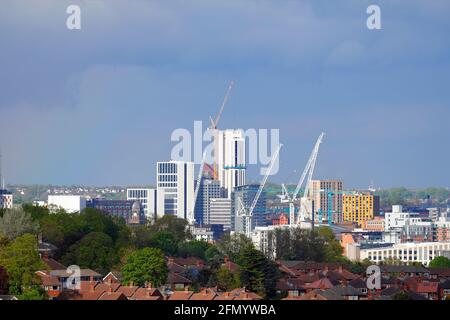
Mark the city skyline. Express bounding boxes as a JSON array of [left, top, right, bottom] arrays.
[[1, 0, 449, 188]]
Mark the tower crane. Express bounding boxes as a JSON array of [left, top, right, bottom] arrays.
[[238, 144, 282, 238], [279, 133, 325, 227], [209, 81, 235, 180], [189, 81, 235, 225]]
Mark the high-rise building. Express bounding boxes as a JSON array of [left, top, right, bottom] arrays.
[[157, 161, 194, 220], [216, 129, 246, 198], [231, 184, 266, 234], [342, 192, 380, 227], [194, 177, 224, 225], [127, 188, 164, 222], [309, 180, 343, 224], [0, 189, 13, 209], [209, 198, 232, 230]]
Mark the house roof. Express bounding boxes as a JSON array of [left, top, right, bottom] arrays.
[[42, 258, 66, 271], [131, 287, 163, 300], [98, 292, 127, 300], [94, 282, 121, 293], [40, 274, 60, 287], [349, 277, 367, 289], [167, 291, 194, 300], [167, 272, 192, 284], [168, 262, 186, 274], [102, 271, 122, 283], [115, 285, 139, 297], [415, 281, 439, 293], [380, 265, 429, 274], [50, 269, 102, 278], [303, 278, 334, 290], [190, 289, 217, 300]]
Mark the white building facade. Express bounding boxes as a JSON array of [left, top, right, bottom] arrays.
[[127, 188, 165, 222], [358, 241, 450, 266], [209, 198, 232, 230], [47, 195, 86, 213], [157, 161, 194, 220], [216, 129, 246, 198]]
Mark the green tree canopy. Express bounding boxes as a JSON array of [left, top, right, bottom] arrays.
[[177, 240, 211, 259], [0, 233, 46, 298], [62, 232, 118, 275], [149, 215, 191, 243], [0, 208, 39, 240], [215, 266, 241, 291], [429, 256, 450, 268], [121, 247, 168, 287]]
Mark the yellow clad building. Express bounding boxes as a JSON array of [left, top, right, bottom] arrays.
[[342, 193, 380, 227]]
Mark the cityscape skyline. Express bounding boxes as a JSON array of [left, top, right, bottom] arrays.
[[1, 0, 449, 188]]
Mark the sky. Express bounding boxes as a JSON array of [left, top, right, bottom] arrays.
[[0, 0, 449, 189]]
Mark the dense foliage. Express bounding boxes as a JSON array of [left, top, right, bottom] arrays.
[[121, 247, 168, 287]]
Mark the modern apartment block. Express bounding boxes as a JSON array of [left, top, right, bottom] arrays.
[[343, 192, 380, 227], [156, 161, 194, 220], [216, 129, 246, 198], [309, 180, 343, 224]]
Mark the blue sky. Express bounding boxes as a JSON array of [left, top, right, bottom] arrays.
[[0, 0, 449, 188]]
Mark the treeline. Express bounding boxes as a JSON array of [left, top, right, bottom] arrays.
[[375, 187, 450, 207], [0, 204, 361, 300]]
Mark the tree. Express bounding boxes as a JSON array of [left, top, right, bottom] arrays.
[[148, 231, 178, 256], [62, 232, 117, 275], [0, 208, 39, 240], [178, 240, 211, 259], [150, 215, 191, 243], [121, 248, 168, 287], [0, 233, 46, 297], [216, 233, 254, 265], [22, 203, 50, 221], [429, 256, 450, 268], [215, 267, 241, 291]]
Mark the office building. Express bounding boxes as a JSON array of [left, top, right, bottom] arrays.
[[0, 189, 13, 209], [231, 184, 266, 234], [436, 210, 450, 241], [209, 198, 232, 230], [310, 180, 343, 224], [127, 188, 164, 222], [343, 192, 380, 227], [349, 241, 450, 266], [87, 199, 143, 224], [157, 161, 194, 220], [194, 177, 225, 225], [216, 129, 246, 198], [47, 195, 86, 213]]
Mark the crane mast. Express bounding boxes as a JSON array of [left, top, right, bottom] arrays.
[[241, 144, 282, 238]]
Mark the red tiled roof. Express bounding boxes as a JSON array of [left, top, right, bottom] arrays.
[[167, 272, 192, 285], [131, 287, 163, 300], [168, 262, 186, 274], [115, 285, 139, 298], [167, 291, 194, 300], [415, 281, 439, 293], [40, 275, 60, 287], [98, 292, 127, 300], [94, 282, 121, 293], [303, 278, 334, 290], [42, 258, 66, 271], [190, 289, 217, 300]]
